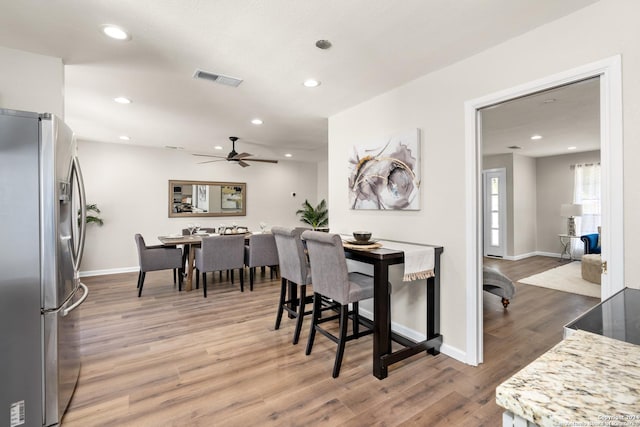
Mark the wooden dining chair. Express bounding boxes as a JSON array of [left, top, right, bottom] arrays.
[[194, 234, 245, 297], [301, 230, 374, 378], [134, 234, 183, 297]]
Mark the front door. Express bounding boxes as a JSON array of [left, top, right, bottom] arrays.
[[483, 168, 507, 258]]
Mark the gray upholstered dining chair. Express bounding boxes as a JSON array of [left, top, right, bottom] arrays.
[[301, 230, 374, 378], [244, 233, 279, 291], [194, 234, 245, 297], [134, 234, 183, 297], [271, 226, 315, 344], [181, 227, 218, 269]]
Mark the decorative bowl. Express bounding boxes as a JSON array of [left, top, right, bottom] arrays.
[[353, 231, 372, 242]]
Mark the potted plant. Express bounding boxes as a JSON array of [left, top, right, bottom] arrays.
[[79, 203, 104, 226], [296, 199, 328, 230]]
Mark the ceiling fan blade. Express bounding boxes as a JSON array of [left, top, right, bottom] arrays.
[[193, 153, 227, 159], [197, 159, 225, 164], [232, 152, 252, 160], [238, 160, 250, 167], [244, 158, 279, 164]]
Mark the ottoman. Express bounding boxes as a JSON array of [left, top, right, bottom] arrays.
[[581, 254, 601, 284]]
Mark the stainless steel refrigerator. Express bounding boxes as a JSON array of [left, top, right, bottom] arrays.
[[1, 108, 88, 427]]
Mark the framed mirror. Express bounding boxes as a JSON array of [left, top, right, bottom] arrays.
[[169, 180, 246, 217]]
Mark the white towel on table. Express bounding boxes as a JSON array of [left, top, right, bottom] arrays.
[[380, 241, 435, 282]]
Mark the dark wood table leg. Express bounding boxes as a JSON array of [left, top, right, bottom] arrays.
[[373, 261, 391, 379], [427, 252, 441, 355], [185, 244, 195, 291]]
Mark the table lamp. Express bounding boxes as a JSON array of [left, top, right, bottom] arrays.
[[561, 203, 583, 236]]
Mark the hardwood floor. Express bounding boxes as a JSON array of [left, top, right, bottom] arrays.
[[64, 259, 598, 426]]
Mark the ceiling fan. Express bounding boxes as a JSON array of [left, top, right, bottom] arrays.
[[193, 136, 279, 167]]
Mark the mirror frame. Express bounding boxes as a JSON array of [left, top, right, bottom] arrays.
[[168, 180, 246, 218]]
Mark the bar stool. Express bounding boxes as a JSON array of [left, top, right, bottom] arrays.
[[301, 230, 374, 378], [271, 226, 317, 344]]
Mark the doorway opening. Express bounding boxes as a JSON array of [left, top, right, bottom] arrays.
[[464, 56, 624, 366]]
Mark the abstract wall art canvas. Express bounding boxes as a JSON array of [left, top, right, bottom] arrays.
[[348, 129, 421, 210]]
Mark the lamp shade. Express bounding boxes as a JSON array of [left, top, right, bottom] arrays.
[[561, 203, 583, 217]]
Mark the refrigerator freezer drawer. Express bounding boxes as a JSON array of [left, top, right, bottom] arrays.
[[43, 283, 87, 426]]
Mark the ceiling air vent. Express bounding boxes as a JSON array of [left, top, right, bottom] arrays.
[[193, 69, 243, 87]]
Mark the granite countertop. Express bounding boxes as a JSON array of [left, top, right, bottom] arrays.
[[496, 330, 640, 426]]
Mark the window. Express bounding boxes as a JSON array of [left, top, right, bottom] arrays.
[[573, 163, 601, 251]]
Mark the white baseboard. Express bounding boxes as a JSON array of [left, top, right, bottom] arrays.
[[359, 307, 467, 364], [503, 251, 561, 261], [79, 266, 139, 277]]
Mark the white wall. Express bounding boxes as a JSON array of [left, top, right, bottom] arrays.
[[79, 140, 318, 274], [513, 154, 537, 256], [317, 160, 329, 205], [536, 150, 601, 253], [0, 46, 64, 117], [328, 0, 640, 358]]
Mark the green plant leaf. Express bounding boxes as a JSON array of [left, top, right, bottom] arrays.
[[296, 199, 328, 228]]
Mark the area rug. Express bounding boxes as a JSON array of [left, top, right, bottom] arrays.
[[518, 261, 601, 298]]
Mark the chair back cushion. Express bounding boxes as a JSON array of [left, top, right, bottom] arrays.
[[271, 226, 311, 285], [196, 234, 245, 272], [301, 230, 350, 303], [134, 233, 146, 265], [135, 233, 182, 272], [245, 233, 279, 267]]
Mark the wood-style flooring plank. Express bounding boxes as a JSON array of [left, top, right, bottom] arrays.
[[63, 257, 598, 426]]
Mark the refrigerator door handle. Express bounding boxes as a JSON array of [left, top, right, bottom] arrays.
[[71, 156, 87, 272], [62, 282, 88, 317]]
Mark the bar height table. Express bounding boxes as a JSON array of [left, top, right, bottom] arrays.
[[343, 243, 443, 379]]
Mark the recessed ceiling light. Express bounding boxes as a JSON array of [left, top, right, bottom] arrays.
[[119, 135, 130, 141], [568, 146, 577, 150], [113, 97, 131, 104], [101, 25, 131, 41], [284, 153, 293, 158], [251, 118, 263, 125], [531, 135, 543, 140], [214, 146, 223, 150], [303, 79, 320, 88]]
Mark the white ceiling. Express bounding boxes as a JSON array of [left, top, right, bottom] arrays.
[[0, 0, 599, 163], [481, 77, 600, 158]]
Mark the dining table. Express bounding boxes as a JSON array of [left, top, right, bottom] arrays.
[[157, 232, 251, 291], [342, 240, 444, 380]]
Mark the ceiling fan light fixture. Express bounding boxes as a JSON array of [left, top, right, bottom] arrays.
[[101, 25, 131, 41]]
